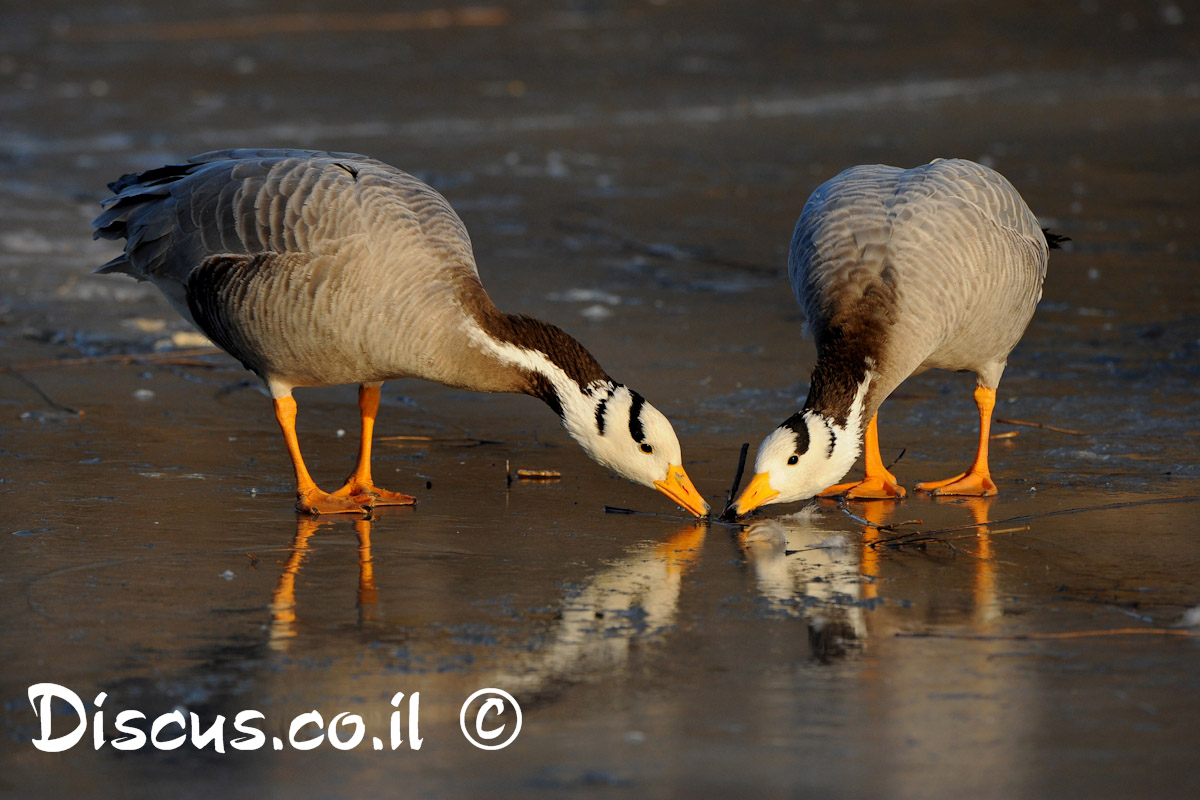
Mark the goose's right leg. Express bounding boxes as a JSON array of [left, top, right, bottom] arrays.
[[330, 384, 417, 507], [915, 385, 999, 496]]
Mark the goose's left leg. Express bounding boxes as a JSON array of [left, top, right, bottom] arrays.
[[915, 385, 999, 496], [331, 383, 417, 507], [818, 413, 907, 499]]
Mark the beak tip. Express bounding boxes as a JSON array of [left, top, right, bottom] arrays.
[[727, 472, 775, 518]]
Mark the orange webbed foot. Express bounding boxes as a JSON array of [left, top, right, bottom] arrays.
[[296, 489, 374, 516], [817, 412, 906, 501], [818, 474, 907, 500], [915, 471, 997, 497], [331, 481, 417, 507]]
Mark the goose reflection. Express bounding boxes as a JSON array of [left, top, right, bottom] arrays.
[[260, 495, 1001, 693], [501, 524, 706, 685], [268, 516, 377, 651], [739, 508, 869, 660], [738, 495, 1002, 655], [264, 514, 706, 692]]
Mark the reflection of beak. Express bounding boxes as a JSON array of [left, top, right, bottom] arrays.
[[731, 472, 779, 517], [654, 465, 710, 518]]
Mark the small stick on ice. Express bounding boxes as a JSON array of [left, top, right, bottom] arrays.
[[719, 442, 750, 521], [0, 366, 83, 416], [994, 417, 1084, 435], [603, 505, 689, 520], [515, 469, 561, 480]]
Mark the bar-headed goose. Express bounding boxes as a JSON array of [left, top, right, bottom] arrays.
[[732, 158, 1064, 516], [93, 149, 708, 517]]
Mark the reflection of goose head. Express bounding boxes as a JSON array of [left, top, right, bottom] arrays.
[[500, 524, 707, 686], [560, 524, 704, 649], [738, 510, 866, 659]]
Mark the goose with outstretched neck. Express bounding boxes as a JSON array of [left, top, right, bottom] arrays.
[[94, 149, 708, 517]]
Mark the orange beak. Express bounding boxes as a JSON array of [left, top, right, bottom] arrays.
[[731, 472, 779, 517], [654, 464, 710, 518]]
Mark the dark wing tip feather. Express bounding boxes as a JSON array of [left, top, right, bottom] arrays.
[[106, 161, 197, 194], [93, 254, 131, 274], [1043, 228, 1070, 249]]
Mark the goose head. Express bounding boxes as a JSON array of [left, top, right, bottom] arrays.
[[467, 316, 709, 517], [565, 383, 709, 518], [731, 409, 863, 517]]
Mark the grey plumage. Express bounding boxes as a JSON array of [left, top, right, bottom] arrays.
[[94, 149, 574, 396], [792, 158, 1049, 423]]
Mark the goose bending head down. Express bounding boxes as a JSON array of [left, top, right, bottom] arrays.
[[731, 158, 1064, 517], [93, 149, 708, 518]]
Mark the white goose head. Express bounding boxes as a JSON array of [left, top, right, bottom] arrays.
[[563, 382, 707, 517], [471, 326, 709, 517], [570, 383, 690, 491], [731, 380, 869, 517]]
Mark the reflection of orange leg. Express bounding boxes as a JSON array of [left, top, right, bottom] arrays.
[[330, 384, 416, 507], [963, 498, 994, 608], [274, 396, 371, 515], [857, 502, 894, 602], [916, 386, 999, 496], [946, 497, 999, 628], [819, 413, 906, 500], [269, 516, 322, 649], [355, 518, 379, 623]]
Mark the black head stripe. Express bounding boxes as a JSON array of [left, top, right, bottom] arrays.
[[595, 385, 615, 436], [782, 412, 811, 455], [628, 389, 646, 443]]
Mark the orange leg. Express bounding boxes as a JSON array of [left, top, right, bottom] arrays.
[[274, 395, 371, 515], [915, 385, 999, 496], [818, 412, 906, 500], [330, 384, 416, 507]]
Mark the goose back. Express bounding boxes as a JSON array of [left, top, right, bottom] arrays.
[[93, 149, 574, 395]]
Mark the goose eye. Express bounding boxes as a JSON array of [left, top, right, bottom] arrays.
[[639, 443, 654, 454], [787, 454, 799, 466]]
